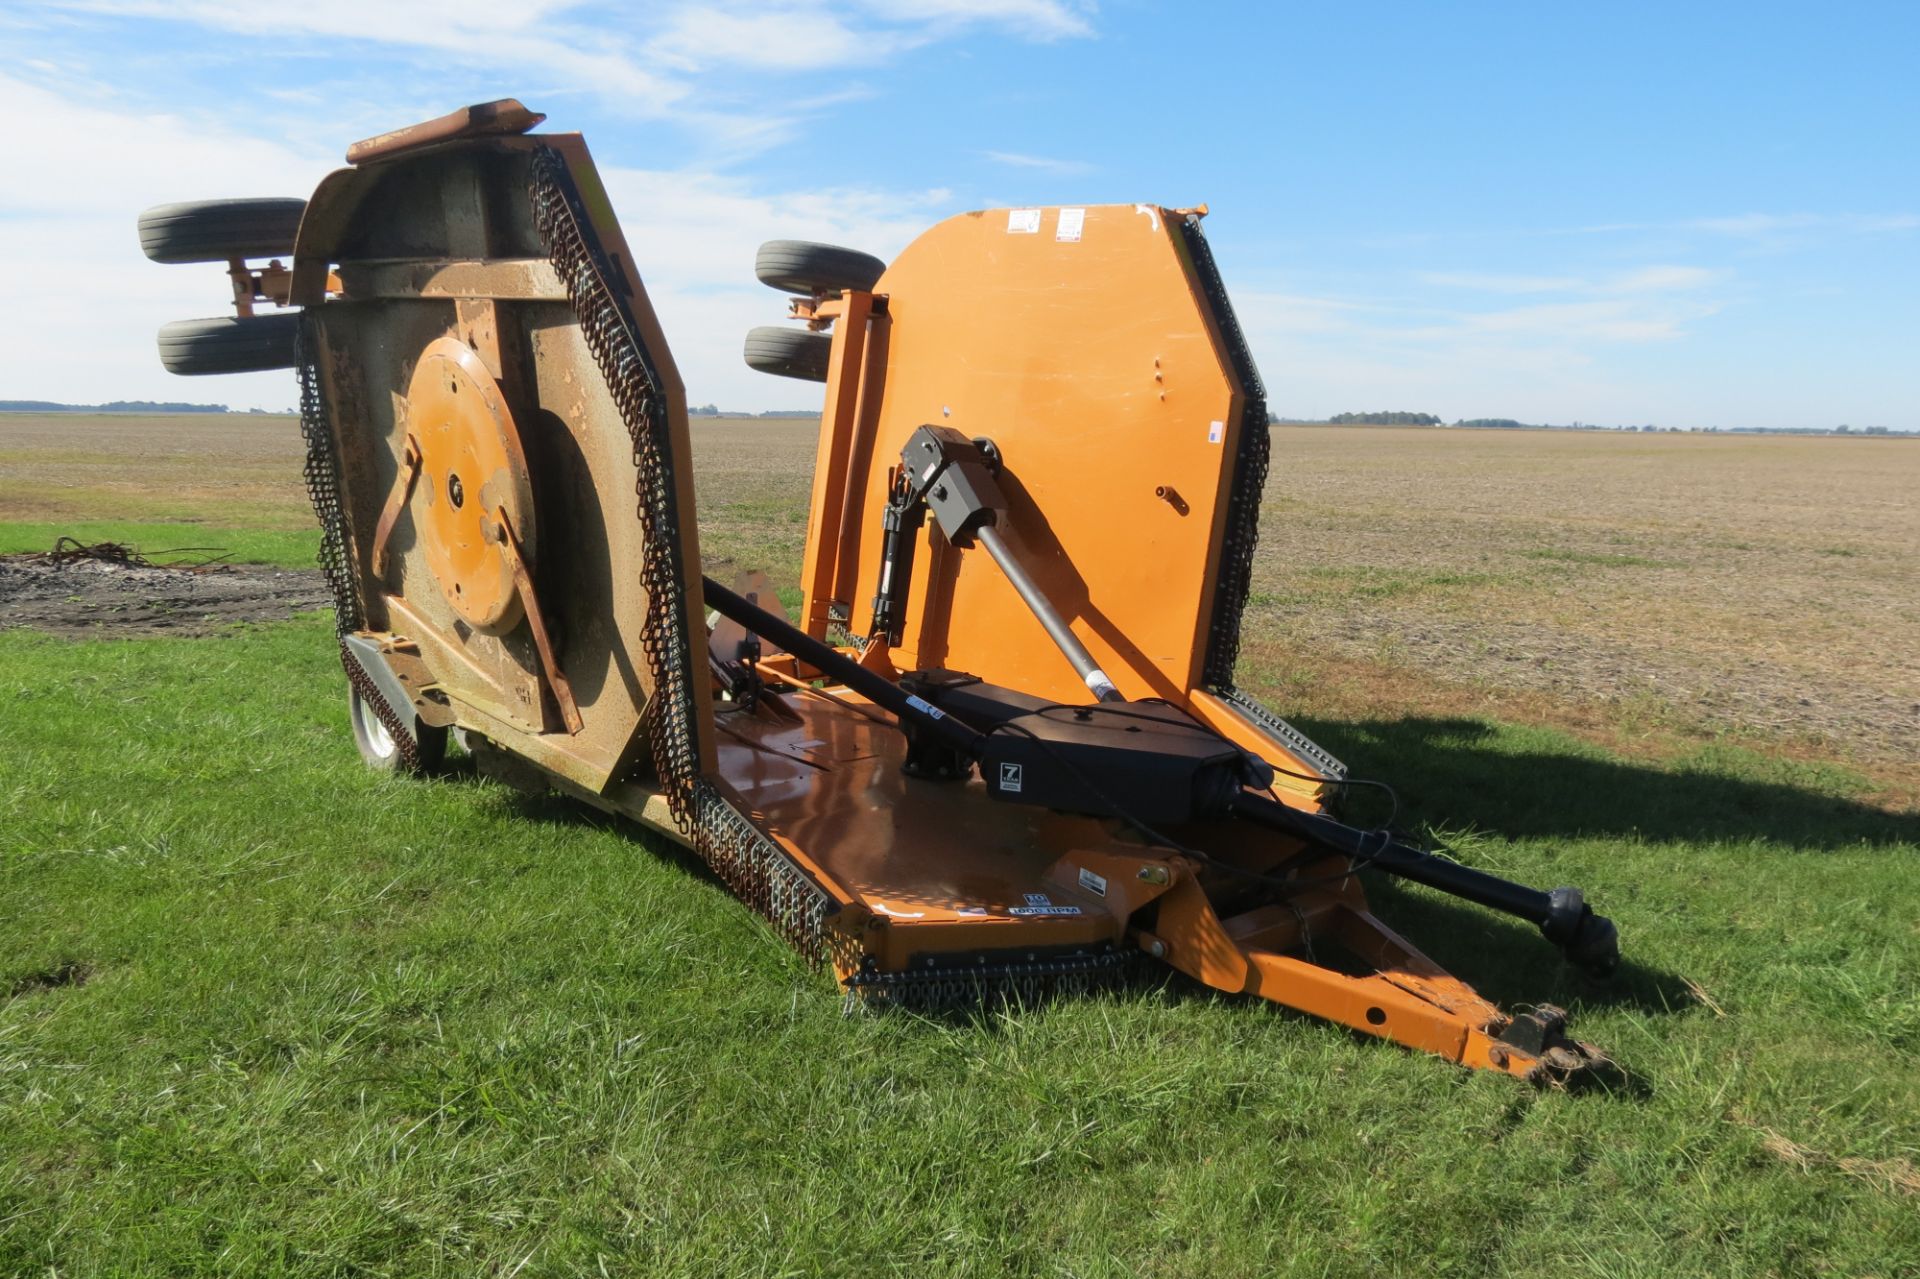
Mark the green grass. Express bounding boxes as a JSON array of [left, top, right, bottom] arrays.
[[0, 521, 320, 568], [1248, 567, 1506, 610], [1519, 547, 1676, 569], [3, 620, 1917, 1276]]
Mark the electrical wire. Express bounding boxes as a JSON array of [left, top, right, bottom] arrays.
[[1019, 699, 1413, 890], [979, 713, 1402, 900], [1028, 698, 1402, 825]]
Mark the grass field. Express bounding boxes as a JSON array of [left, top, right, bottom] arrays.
[[2, 413, 1917, 1276]]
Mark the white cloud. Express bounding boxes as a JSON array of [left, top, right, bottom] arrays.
[[597, 165, 954, 408], [648, 6, 907, 72], [0, 72, 328, 216], [1688, 212, 1920, 237], [869, 0, 1096, 39], [0, 68, 961, 410], [0, 71, 333, 408], [32, 0, 1097, 131], [1594, 265, 1717, 293], [1418, 271, 1585, 294], [1458, 297, 1719, 343], [1236, 293, 1622, 423], [1232, 255, 1726, 422], [41, 1, 694, 117], [2, 0, 1103, 408], [1555, 212, 1919, 241], [982, 149, 1093, 175], [1421, 265, 1716, 297]]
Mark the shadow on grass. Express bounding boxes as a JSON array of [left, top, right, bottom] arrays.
[[1361, 877, 1688, 1020], [488, 783, 743, 899], [1296, 715, 1919, 850]]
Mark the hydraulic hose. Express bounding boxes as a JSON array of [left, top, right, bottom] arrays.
[[701, 576, 986, 758]]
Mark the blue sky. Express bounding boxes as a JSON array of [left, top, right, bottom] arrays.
[[2, 1, 1915, 427]]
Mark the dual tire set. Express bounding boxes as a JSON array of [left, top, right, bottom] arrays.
[[139, 198, 307, 375], [140, 197, 886, 385], [742, 241, 886, 382]]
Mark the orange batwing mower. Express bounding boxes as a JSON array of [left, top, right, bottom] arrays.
[[140, 101, 1619, 1082]]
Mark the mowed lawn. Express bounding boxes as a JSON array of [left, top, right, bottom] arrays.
[[2, 415, 1917, 1276]]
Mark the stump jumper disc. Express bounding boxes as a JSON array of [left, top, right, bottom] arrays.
[[405, 335, 533, 634]]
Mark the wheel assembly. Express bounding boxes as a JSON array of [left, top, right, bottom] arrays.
[[348, 683, 446, 774], [156, 314, 300, 375], [137, 198, 306, 265], [754, 239, 887, 296], [743, 325, 832, 382]]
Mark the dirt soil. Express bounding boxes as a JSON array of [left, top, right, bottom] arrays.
[[0, 555, 330, 638], [5, 413, 1915, 771]]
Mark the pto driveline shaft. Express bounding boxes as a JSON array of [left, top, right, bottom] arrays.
[[701, 576, 986, 757], [1232, 792, 1620, 974]]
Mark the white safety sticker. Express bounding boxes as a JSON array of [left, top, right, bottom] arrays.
[[1010, 904, 1084, 917], [999, 762, 1024, 793], [1207, 420, 1225, 444], [1056, 207, 1085, 242], [1077, 866, 1108, 897], [1007, 208, 1042, 234], [905, 694, 946, 720]]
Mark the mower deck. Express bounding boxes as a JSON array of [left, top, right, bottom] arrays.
[[712, 689, 1172, 947]]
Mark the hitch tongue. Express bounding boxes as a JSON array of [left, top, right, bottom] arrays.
[[1493, 1004, 1614, 1085]]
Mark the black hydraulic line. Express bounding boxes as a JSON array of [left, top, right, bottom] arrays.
[[974, 524, 1123, 703], [1235, 792, 1545, 915], [1231, 792, 1620, 973], [868, 476, 924, 644], [701, 576, 986, 757]]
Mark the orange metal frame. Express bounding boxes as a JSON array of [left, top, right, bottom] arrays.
[[206, 101, 1603, 1083]]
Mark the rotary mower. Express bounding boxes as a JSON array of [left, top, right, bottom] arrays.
[[140, 100, 1620, 1082]]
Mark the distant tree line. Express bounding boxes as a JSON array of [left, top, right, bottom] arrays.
[[0, 399, 233, 413], [689, 404, 818, 419], [1326, 411, 1442, 426]]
